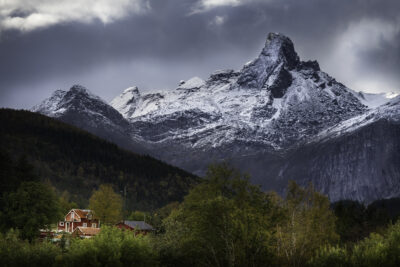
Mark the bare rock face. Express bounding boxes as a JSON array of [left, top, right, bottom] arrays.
[[33, 33, 400, 203], [237, 33, 299, 90], [279, 120, 400, 203]]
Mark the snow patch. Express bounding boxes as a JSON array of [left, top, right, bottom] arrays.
[[178, 77, 205, 89]]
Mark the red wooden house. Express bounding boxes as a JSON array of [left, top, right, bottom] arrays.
[[58, 209, 99, 233], [115, 220, 154, 235]]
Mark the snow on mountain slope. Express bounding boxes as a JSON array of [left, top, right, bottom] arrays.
[[32, 89, 68, 116], [111, 33, 367, 151], [110, 86, 141, 119], [352, 91, 398, 108], [32, 84, 146, 153], [34, 85, 107, 116], [314, 95, 400, 142], [178, 77, 205, 89], [107, 33, 400, 203], [33, 33, 400, 203]]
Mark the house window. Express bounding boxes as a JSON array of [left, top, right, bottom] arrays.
[[60, 222, 64, 226], [71, 212, 74, 219], [92, 223, 97, 228], [83, 223, 87, 227]]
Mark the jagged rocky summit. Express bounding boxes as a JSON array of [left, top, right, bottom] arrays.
[[33, 33, 400, 203], [32, 84, 146, 154]]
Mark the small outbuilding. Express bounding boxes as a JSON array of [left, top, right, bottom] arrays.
[[72, 226, 101, 238]]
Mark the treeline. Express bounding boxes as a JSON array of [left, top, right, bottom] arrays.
[[0, 108, 198, 210], [2, 163, 400, 266]]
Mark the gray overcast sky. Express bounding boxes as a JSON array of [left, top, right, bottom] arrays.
[[1, 0, 399, 108]]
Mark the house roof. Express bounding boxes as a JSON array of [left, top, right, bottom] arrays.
[[73, 209, 93, 219], [121, 220, 154, 230], [74, 227, 101, 236]]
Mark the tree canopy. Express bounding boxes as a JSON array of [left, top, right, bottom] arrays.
[[158, 163, 284, 266], [89, 184, 123, 225], [1, 182, 61, 241], [276, 181, 339, 266]]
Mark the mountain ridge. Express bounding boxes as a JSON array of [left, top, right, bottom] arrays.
[[32, 33, 400, 203]]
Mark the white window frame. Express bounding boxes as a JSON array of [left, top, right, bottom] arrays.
[[71, 212, 74, 219], [60, 222, 64, 226], [83, 223, 87, 227], [92, 223, 97, 228]]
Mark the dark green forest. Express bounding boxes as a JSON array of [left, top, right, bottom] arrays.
[[0, 108, 198, 210]]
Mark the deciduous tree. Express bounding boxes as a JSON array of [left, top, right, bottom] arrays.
[[276, 181, 339, 266], [158, 163, 283, 266], [89, 184, 123, 225], [2, 182, 61, 241]]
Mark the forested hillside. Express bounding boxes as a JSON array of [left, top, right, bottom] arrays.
[[0, 109, 198, 210]]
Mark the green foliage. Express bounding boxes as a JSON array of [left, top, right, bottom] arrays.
[[1, 182, 62, 241], [0, 229, 61, 267], [0, 227, 157, 267], [309, 221, 400, 267], [0, 152, 38, 195], [89, 184, 123, 225], [276, 181, 339, 267], [128, 210, 148, 221], [158, 163, 283, 266], [364, 201, 393, 233], [62, 226, 157, 267], [150, 202, 180, 232], [350, 222, 400, 267], [333, 198, 400, 243], [2, 160, 400, 266], [0, 108, 198, 210], [0, 152, 66, 241], [0, 151, 15, 194], [59, 191, 79, 215], [351, 232, 387, 266], [333, 200, 367, 243], [308, 245, 350, 267]]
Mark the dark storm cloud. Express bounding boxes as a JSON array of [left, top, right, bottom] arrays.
[[1, 0, 399, 108]]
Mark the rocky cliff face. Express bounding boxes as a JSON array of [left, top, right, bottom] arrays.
[[287, 120, 400, 203], [33, 33, 400, 203]]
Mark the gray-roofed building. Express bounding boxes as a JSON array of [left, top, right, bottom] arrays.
[[115, 220, 154, 234]]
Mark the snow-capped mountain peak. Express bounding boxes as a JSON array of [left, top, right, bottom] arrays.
[[67, 84, 106, 104], [32, 89, 68, 116], [31, 84, 141, 152], [110, 86, 141, 118], [69, 84, 89, 94], [32, 33, 400, 204], [123, 86, 140, 94], [32, 84, 107, 116], [111, 33, 367, 151]]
